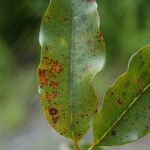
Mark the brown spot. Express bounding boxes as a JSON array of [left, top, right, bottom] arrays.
[[45, 46, 49, 51], [93, 92, 97, 98], [117, 99, 123, 105], [145, 126, 149, 132], [81, 114, 84, 118], [111, 92, 114, 96], [52, 116, 59, 124], [76, 121, 79, 124], [46, 92, 58, 101], [111, 131, 116, 136], [143, 106, 150, 110], [57, 16, 70, 22], [48, 107, 59, 124], [95, 110, 98, 114], [138, 79, 144, 94], [131, 123, 136, 126], [50, 81, 59, 89], [49, 107, 58, 115], [97, 32, 105, 48], [44, 16, 50, 20], [50, 60, 63, 75], [38, 69, 48, 86], [63, 16, 69, 22], [44, 56, 49, 60]]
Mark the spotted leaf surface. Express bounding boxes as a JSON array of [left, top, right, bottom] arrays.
[[38, 0, 106, 142], [92, 45, 150, 147]]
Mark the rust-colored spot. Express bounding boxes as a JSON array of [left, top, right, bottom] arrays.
[[52, 116, 59, 124], [50, 60, 63, 75], [46, 92, 58, 101], [97, 32, 105, 48], [38, 69, 48, 86], [138, 79, 144, 94], [50, 81, 59, 89], [117, 99, 123, 105]]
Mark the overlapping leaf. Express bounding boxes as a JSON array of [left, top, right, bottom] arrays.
[[92, 45, 150, 148], [37, 0, 106, 143]]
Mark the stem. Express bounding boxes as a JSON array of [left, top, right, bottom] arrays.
[[88, 143, 95, 150], [74, 140, 80, 150]]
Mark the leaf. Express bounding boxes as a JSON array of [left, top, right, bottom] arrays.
[[92, 45, 150, 147], [37, 0, 106, 143]]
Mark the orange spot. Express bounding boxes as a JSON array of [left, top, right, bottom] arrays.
[[46, 92, 58, 100], [38, 69, 48, 86], [50, 81, 59, 89], [50, 60, 63, 74]]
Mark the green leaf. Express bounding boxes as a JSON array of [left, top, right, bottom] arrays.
[[37, 0, 106, 143], [92, 45, 150, 147]]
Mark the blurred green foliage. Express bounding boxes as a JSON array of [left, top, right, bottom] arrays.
[[0, 0, 149, 149], [0, 0, 49, 135]]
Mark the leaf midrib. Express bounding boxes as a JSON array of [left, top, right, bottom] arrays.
[[69, 0, 77, 142]]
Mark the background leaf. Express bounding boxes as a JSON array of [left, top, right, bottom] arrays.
[[38, 0, 106, 143], [92, 45, 150, 147]]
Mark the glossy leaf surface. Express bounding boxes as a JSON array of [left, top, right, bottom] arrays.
[[93, 45, 150, 147], [38, 0, 106, 142]]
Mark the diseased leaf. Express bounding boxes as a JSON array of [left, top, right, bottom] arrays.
[[37, 0, 106, 143], [92, 45, 150, 147]]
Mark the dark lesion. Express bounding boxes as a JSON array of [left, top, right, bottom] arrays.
[[48, 107, 59, 125]]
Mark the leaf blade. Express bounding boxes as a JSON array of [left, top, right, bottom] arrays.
[[93, 45, 150, 146], [38, 0, 106, 141]]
